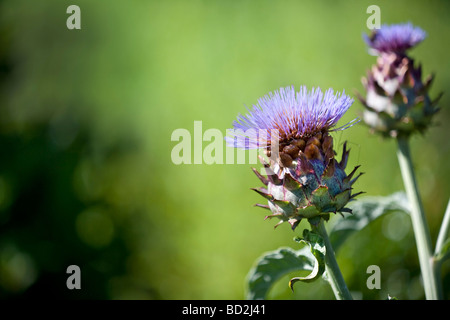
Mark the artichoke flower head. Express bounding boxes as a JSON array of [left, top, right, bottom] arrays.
[[359, 23, 441, 138], [227, 86, 363, 230]]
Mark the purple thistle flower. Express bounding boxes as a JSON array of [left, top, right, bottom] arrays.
[[226, 86, 354, 149], [227, 86, 362, 230], [358, 23, 440, 138], [364, 22, 426, 54]]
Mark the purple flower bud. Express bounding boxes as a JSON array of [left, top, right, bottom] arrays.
[[359, 23, 441, 138]]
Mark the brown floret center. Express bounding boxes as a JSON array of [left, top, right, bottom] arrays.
[[265, 130, 335, 168]]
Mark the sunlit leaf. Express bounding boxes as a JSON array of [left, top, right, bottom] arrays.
[[246, 246, 314, 300], [329, 192, 410, 251], [289, 229, 326, 290]]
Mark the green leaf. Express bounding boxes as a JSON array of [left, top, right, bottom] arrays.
[[434, 238, 450, 262], [246, 246, 314, 300], [289, 229, 326, 290], [329, 192, 410, 251]]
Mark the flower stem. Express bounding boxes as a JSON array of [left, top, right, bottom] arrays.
[[435, 198, 450, 257], [396, 137, 442, 300], [312, 219, 353, 300]]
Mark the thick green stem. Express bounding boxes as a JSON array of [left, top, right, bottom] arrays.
[[312, 219, 353, 300], [396, 137, 442, 300]]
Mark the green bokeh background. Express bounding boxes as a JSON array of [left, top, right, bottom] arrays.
[[0, 0, 449, 299]]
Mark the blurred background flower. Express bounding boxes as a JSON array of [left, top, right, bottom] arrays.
[[0, 0, 449, 299], [359, 22, 440, 138], [363, 22, 426, 53]]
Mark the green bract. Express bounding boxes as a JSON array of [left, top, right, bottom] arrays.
[[253, 132, 363, 230]]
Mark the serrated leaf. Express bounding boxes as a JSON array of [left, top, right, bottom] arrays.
[[329, 192, 410, 251], [289, 229, 326, 290], [246, 247, 314, 300]]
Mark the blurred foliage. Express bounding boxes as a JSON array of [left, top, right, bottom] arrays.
[[0, 0, 449, 299]]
